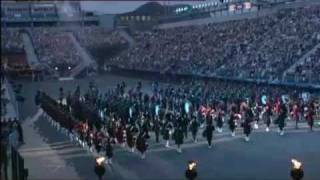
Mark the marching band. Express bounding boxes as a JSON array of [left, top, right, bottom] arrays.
[[38, 81, 319, 162]]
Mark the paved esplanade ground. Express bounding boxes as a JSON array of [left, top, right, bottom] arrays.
[[17, 74, 320, 180]]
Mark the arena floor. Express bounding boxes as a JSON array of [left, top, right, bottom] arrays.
[[16, 74, 320, 180]]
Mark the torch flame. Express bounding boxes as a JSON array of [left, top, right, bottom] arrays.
[[291, 159, 302, 169], [188, 161, 197, 170], [96, 157, 106, 165]]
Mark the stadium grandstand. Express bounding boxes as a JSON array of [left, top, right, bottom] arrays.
[[1, 0, 319, 86]]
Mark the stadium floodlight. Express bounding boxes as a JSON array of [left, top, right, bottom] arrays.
[[68, 66, 71, 70]]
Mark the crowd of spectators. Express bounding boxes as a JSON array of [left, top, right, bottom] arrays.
[[29, 26, 128, 76], [30, 27, 81, 76], [2, 26, 128, 77], [72, 26, 127, 48], [291, 47, 320, 83], [110, 6, 320, 83], [226, 6, 320, 81], [1, 28, 24, 53], [1, 5, 319, 81], [71, 26, 128, 66]]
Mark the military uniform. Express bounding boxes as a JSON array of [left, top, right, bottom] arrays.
[[174, 126, 184, 153], [215, 111, 224, 132], [126, 126, 135, 151], [228, 112, 237, 136], [292, 104, 300, 129], [136, 132, 148, 159], [306, 105, 315, 131], [264, 103, 273, 131], [116, 126, 125, 145], [182, 116, 189, 138], [190, 118, 199, 142], [153, 119, 160, 143], [105, 139, 113, 164], [203, 124, 215, 148], [243, 108, 253, 141], [162, 122, 172, 147], [276, 103, 287, 135]]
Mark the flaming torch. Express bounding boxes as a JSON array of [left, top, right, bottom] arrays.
[[290, 159, 304, 180], [185, 160, 198, 180], [94, 157, 106, 180]]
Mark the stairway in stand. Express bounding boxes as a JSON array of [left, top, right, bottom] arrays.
[[282, 43, 320, 81], [118, 29, 135, 46], [22, 32, 58, 79], [68, 33, 97, 78]]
